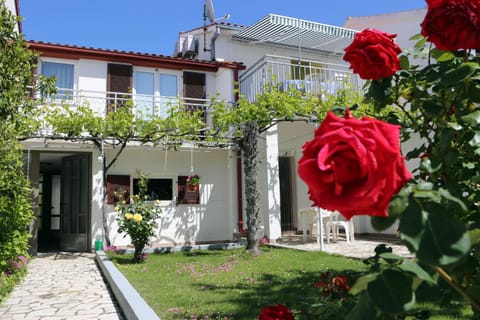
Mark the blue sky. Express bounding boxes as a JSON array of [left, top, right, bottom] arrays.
[[20, 0, 426, 56]]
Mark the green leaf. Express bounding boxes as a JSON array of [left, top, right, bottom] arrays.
[[399, 55, 410, 70], [416, 209, 471, 266], [461, 110, 480, 126], [398, 260, 436, 285], [431, 50, 456, 62], [345, 292, 377, 320], [399, 201, 426, 253], [468, 228, 480, 245], [367, 269, 415, 313], [467, 82, 480, 103], [349, 273, 378, 296], [442, 62, 478, 85]]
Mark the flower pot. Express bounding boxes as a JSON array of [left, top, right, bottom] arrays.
[[187, 184, 199, 192]]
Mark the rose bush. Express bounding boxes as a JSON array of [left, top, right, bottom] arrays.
[[292, 0, 480, 318], [343, 28, 402, 80], [116, 174, 161, 262], [298, 109, 411, 220]]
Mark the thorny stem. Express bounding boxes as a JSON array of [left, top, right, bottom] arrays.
[[432, 265, 480, 312]]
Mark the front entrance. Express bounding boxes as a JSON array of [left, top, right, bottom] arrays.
[[33, 152, 91, 252], [279, 156, 296, 233]]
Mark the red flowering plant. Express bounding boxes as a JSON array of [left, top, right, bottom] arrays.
[[258, 304, 295, 320], [297, 1, 480, 318]]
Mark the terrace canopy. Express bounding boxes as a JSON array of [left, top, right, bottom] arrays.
[[232, 14, 358, 56]]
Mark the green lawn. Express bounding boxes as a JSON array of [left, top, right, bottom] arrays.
[[107, 246, 473, 320]]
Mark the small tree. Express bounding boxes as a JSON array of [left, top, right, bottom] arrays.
[[212, 83, 366, 254]]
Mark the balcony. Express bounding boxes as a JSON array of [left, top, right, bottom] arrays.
[[36, 88, 230, 139], [238, 55, 363, 102]]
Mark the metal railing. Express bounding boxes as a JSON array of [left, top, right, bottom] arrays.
[[37, 88, 231, 135], [239, 54, 364, 102]]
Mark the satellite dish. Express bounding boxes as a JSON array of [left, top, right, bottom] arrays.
[[205, 0, 215, 23]]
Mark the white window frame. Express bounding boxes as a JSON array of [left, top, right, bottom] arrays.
[[133, 67, 180, 118], [38, 58, 78, 99]]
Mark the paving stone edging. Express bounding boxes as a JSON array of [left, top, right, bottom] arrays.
[[95, 251, 161, 320]]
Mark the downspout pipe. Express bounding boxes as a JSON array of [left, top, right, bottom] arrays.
[[210, 25, 221, 61]]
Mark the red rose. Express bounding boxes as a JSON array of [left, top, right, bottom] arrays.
[[297, 110, 411, 220], [421, 0, 480, 51], [258, 304, 294, 320], [343, 28, 402, 80]]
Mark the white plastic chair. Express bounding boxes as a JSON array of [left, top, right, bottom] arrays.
[[325, 211, 354, 243]]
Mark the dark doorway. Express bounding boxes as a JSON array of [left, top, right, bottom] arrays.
[[279, 157, 295, 232], [36, 152, 91, 252]]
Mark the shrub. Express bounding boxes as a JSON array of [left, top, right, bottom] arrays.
[[116, 174, 161, 262]]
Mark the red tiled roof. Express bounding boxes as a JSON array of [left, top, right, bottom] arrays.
[[27, 40, 245, 71]]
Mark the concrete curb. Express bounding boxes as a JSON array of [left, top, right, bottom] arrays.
[[95, 251, 160, 320]]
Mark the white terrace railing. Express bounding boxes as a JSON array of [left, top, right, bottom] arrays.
[[37, 88, 233, 136], [239, 54, 364, 102]]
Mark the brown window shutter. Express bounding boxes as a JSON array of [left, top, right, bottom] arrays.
[[183, 71, 206, 99], [183, 72, 206, 124], [106, 175, 130, 204], [177, 175, 199, 205], [107, 64, 132, 112]]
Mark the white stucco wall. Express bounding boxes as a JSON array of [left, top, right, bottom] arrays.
[[104, 148, 237, 247], [78, 59, 108, 114]]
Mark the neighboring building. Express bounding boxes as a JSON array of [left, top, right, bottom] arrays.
[[343, 8, 427, 234], [175, 13, 365, 240], [23, 41, 245, 253], [343, 8, 427, 53]]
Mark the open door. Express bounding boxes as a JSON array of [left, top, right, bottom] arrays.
[[60, 154, 90, 251]]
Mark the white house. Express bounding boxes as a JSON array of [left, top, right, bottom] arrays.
[[17, 1, 427, 253], [22, 41, 245, 253]]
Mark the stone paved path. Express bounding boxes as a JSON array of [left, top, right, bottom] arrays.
[[275, 236, 412, 259], [0, 252, 124, 320]]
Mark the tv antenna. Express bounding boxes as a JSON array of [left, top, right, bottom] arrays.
[[203, 0, 230, 52]]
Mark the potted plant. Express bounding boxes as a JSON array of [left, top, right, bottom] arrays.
[[186, 174, 200, 191]]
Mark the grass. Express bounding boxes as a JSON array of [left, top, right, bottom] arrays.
[[107, 245, 474, 320]]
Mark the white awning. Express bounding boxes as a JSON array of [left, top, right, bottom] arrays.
[[232, 14, 358, 56]]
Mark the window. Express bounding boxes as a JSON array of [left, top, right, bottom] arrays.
[[177, 175, 200, 205], [133, 70, 178, 118], [41, 61, 74, 99], [134, 71, 155, 118], [132, 178, 173, 201]]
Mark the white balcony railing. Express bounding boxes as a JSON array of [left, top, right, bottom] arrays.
[[239, 54, 364, 102], [36, 88, 230, 137]]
